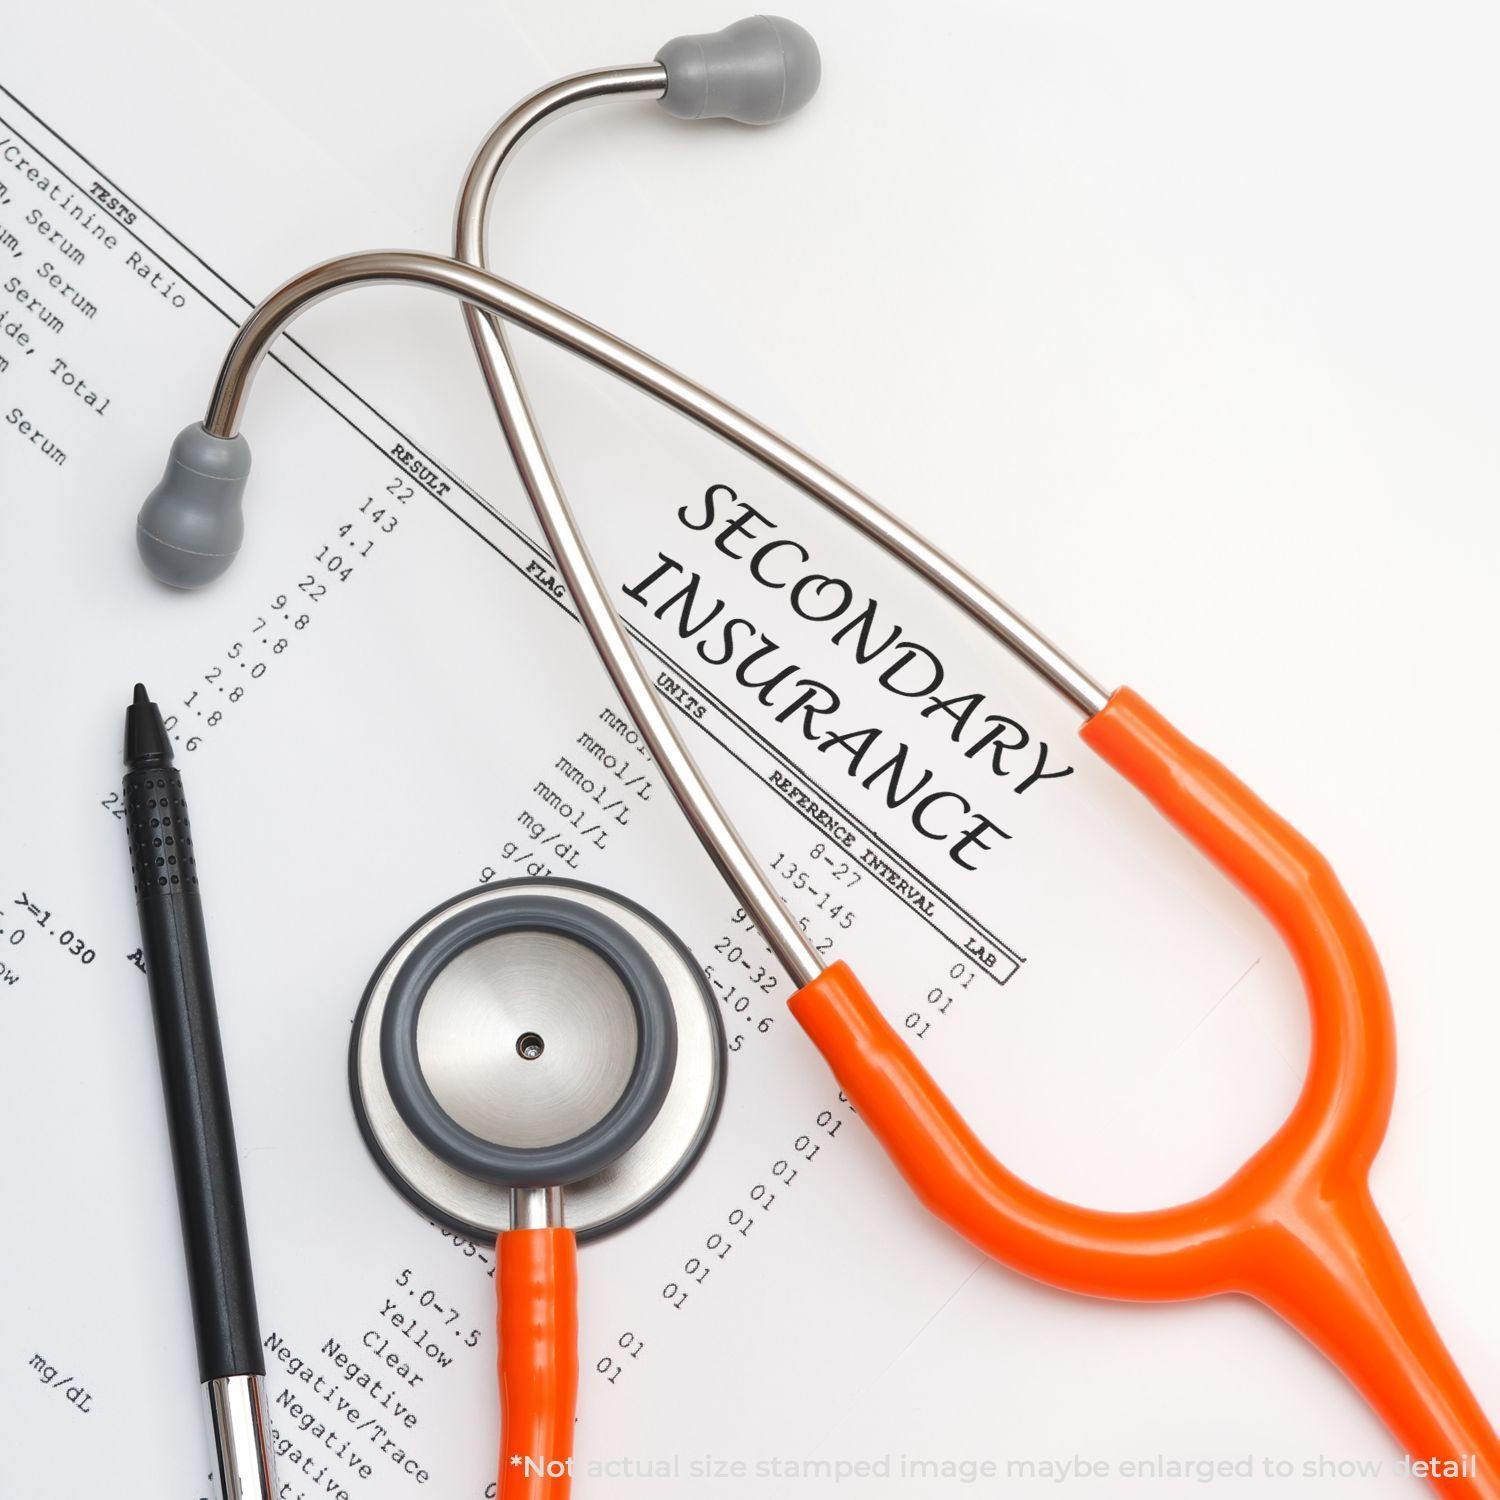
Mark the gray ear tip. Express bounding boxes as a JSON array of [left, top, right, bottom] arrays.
[[168, 421, 252, 477], [135, 521, 241, 589], [657, 14, 821, 125], [136, 422, 251, 588], [760, 15, 821, 118]]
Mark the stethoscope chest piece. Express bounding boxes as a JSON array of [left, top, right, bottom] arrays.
[[351, 879, 725, 1240]]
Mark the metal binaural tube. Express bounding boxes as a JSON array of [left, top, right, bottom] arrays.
[[451, 70, 1108, 713], [204, 246, 1110, 721], [448, 64, 1106, 982], [455, 65, 668, 235], [198, 242, 1111, 974]]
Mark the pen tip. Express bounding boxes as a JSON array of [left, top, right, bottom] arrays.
[[124, 683, 174, 767]]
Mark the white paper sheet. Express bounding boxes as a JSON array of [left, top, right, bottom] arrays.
[[1, 6, 1494, 1499]]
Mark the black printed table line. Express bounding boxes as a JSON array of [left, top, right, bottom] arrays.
[[0, 83, 1023, 989]]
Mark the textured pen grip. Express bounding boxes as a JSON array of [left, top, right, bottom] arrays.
[[125, 764, 199, 897]]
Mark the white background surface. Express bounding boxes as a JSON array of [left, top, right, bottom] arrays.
[[13, 0, 1500, 1492]]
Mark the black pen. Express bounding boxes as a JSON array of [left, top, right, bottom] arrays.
[[123, 684, 276, 1500]]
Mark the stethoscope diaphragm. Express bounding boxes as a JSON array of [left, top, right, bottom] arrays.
[[350, 879, 725, 1241]]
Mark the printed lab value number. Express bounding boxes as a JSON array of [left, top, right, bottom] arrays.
[[11, 891, 95, 965], [594, 1330, 645, 1386], [902, 962, 977, 1042], [594, 1101, 853, 1386]]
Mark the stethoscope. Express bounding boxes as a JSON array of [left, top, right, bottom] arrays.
[[133, 16, 1498, 1498]]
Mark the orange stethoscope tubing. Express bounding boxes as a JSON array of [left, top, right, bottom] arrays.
[[486, 688, 1498, 1500], [792, 688, 1499, 1497], [497, 1228, 578, 1500]]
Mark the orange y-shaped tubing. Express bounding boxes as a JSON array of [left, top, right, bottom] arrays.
[[791, 688, 1498, 1498]]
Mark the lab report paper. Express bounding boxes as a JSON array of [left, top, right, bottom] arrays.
[[0, 9, 1490, 1500]]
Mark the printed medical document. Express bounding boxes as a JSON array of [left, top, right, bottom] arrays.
[[2, 7, 1491, 1499]]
